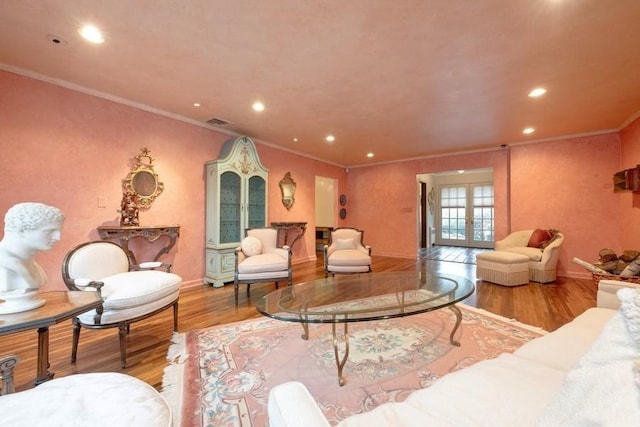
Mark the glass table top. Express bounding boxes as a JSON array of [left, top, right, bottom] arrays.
[[255, 271, 475, 324]]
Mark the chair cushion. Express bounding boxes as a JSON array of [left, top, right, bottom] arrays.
[[476, 251, 529, 264], [241, 236, 263, 256], [97, 270, 182, 310], [335, 238, 356, 250], [247, 228, 278, 252], [501, 247, 543, 262], [329, 249, 371, 266], [79, 291, 179, 325], [238, 253, 288, 273]]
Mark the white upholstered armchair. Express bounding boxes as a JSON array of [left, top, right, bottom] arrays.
[[234, 227, 293, 305], [61, 241, 181, 368], [323, 227, 372, 277], [494, 229, 564, 283]]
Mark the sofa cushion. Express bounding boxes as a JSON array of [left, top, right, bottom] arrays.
[[514, 308, 615, 371], [338, 354, 566, 427], [238, 253, 287, 273], [527, 229, 552, 248], [476, 251, 529, 264], [502, 246, 543, 262], [241, 236, 263, 256], [536, 309, 640, 426]]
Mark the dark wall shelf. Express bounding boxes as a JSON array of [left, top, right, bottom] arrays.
[[614, 165, 640, 193]]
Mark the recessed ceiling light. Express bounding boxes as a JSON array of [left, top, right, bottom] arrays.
[[293, 137, 298, 142], [458, 170, 465, 174], [523, 127, 535, 134], [528, 88, 547, 97], [325, 135, 335, 142], [366, 152, 374, 158], [193, 102, 201, 107], [252, 101, 265, 112], [78, 25, 104, 44]]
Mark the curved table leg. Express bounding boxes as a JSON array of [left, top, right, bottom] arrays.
[[299, 322, 309, 340], [448, 305, 463, 347], [297, 307, 310, 340], [332, 322, 350, 386]]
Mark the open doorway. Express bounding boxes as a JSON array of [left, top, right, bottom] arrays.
[[315, 176, 336, 251], [418, 169, 494, 250]]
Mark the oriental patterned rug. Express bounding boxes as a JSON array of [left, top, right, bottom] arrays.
[[161, 304, 545, 427]]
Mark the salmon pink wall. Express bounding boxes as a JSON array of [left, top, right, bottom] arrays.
[[2, 69, 637, 287], [509, 134, 621, 278], [0, 70, 344, 291], [619, 116, 640, 251], [345, 150, 509, 258], [346, 133, 625, 279], [260, 148, 346, 262]]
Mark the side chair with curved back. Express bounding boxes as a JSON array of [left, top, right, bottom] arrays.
[[323, 227, 372, 277], [234, 227, 292, 305], [61, 240, 182, 368]]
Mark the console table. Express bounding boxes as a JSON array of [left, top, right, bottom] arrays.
[[97, 225, 180, 265], [271, 222, 307, 249]]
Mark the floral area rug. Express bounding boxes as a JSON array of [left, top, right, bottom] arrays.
[[161, 304, 545, 426]]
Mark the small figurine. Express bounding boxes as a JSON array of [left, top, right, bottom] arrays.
[[119, 190, 140, 226]]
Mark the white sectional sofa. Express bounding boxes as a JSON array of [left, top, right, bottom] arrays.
[[268, 280, 640, 427]]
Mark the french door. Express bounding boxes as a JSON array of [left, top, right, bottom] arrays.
[[438, 184, 494, 248]]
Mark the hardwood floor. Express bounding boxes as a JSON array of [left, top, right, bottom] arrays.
[[421, 245, 492, 264], [0, 249, 597, 393]]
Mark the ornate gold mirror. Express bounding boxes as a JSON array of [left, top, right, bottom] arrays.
[[122, 147, 164, 209], [279, 172, 296, 210]]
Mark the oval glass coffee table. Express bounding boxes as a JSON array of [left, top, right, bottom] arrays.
[[256, 271, 475, 385]]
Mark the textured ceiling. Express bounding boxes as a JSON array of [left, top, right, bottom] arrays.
[[1, 0, 639, 166]]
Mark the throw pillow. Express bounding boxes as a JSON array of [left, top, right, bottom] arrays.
[[334, 238, 355, 250], [618, 287, 640, 344], [527, 228, 552, 248], [539, 229, 560, 250], [241, 236, 263, 257]]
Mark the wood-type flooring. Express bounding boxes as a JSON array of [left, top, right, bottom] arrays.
[[0, 247, 596, 393]]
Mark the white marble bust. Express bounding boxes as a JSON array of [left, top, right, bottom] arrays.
[[0, 202, 65, 295]]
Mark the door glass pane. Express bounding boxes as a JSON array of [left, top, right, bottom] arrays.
[[248, 176, 266, 228], [220, 171, 241, 243], [440, 186, 466, 241], [472, 184, 494, 242]]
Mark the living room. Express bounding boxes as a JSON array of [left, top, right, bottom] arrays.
[[2, 68, 639, 288], [1, 1, 640, 425]]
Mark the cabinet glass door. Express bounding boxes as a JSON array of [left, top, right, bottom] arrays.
[[247, 176, 266, 228], [220, 171, 241, 243]]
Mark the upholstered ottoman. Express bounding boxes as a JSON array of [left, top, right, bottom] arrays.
[[476, 251, 530, 287]]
